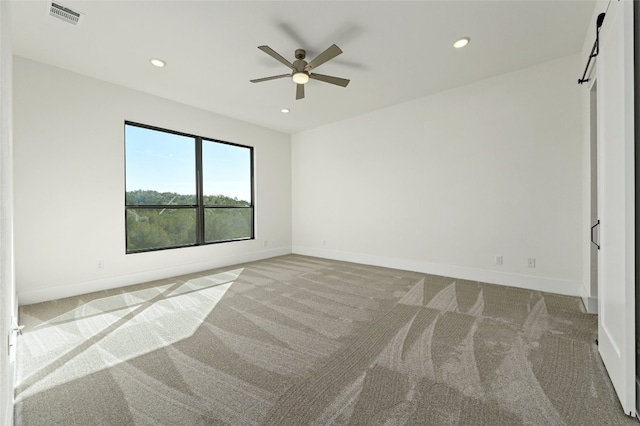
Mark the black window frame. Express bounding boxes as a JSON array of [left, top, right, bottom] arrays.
[[124, 121, 255, 254]]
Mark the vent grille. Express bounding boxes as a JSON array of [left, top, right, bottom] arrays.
[[49, 2, 81, 25]]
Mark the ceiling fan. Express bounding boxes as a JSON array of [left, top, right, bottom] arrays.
[[250, 44, 350, 100]]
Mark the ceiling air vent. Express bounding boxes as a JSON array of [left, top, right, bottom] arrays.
[[49, 2, 81, 25]]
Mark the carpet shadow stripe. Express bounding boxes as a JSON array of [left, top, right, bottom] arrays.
[[263, 303, 421, 425]]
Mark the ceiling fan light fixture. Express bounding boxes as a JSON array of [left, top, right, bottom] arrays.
[[150, 58, 166, 68], [292, 72, 310, 85], [453, 37, 470, 49]]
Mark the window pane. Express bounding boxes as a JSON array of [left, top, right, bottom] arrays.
[[124, 122, 255, 253], [204, 208, 252, 243], [126, 208, 197, 251], [126, 125, 196, 205], [202, 141, 251, 205]]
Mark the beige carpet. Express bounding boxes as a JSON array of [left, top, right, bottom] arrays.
[[14, 255, 637, 425]]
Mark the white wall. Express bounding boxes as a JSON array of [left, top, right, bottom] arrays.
[[292, 55, 583, 296], [0, 1, 15, 424], [13, 57, 292, 305]]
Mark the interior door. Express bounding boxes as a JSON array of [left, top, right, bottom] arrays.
[[596, 0, 636, 416], [0, 2, 16, 424]]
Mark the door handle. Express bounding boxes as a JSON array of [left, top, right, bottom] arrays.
[[8, 323, 24, 361], [591, 220, 600, 250]]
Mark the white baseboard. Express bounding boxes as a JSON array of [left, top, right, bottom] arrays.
[[19, 246, 584, 306], [17, 247, 291, 306], [293, 246, 582, 297], [580, 284, 598, 314]]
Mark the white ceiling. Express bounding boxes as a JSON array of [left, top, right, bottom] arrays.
[[10, 0, 596, 134]]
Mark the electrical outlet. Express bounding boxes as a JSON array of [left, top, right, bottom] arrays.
[[527, 258, 536, 268], [495, 255, 503, 265], [263, 240, 268, 247], [322, 240, 327, 246], [96, 260, 104, 270]]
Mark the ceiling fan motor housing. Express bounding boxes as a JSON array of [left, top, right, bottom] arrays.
[[293, 60, 308, 74], [293, 50, 308, 73]]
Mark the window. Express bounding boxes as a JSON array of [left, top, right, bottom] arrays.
[[125, 122, 253, 253]]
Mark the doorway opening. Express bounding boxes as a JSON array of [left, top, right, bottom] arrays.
[[590, 80, 599, 312]]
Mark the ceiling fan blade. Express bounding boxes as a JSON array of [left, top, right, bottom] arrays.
[[309, 73, 350, 87], [250, 74, 290, 83], [306, 44, 342, 71], [296, 84, 305, 100], [258, 45, 295, 70]]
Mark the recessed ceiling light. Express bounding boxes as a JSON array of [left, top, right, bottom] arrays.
[[150, 58, 166, 68], [281, 108, 290, 114], [453, 37, 470, 49]]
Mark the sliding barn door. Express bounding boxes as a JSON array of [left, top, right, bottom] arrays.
[[596, 0, 636, 416]]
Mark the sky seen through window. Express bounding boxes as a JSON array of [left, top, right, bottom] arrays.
[[125, 125, 251, 202]]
